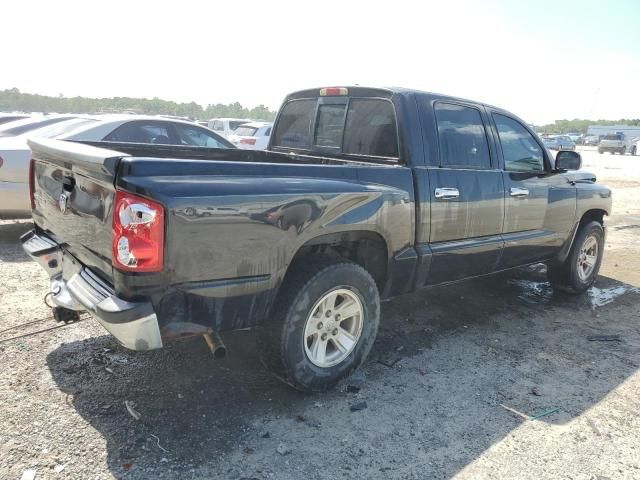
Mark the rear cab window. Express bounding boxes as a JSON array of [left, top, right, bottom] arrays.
[[271, 89, 399, 161]]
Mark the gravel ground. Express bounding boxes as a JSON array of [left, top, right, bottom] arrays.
[[0, 148, 639, 479]]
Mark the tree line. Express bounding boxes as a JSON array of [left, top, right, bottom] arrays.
[[0, 88, 277, 121], [537, 118, 640, 134]]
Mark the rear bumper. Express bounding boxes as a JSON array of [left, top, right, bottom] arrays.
[[21, 230, 162, 351]]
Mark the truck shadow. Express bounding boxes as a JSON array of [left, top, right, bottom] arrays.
[[45, 266, 639, 479], [0, 220, 33, 262]]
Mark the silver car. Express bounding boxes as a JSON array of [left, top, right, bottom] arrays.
[[542, 135, 576, 151], [0, 115, 233, 217]]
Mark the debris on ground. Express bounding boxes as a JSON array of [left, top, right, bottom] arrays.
[[530, 407, 560, 420], [261, 431, 271, 438], [499, 403, 560, 421], [53, 464, 66, 473], [418, 368, 427, 376], [244, 447, 255, 454], [499, 403, 530, 420], [378, 353, 401, 367], [124, 400, 141, 421], [295, 414, 305, 422], [276, 442, 291, 455], [21, 469, 37, 480], [587, 334, 622, 342], [350, 401, 368, 412], [346, 385, 361, 393], [530, 387, 541, 396]]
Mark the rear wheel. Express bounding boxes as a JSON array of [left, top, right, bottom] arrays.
[[547, 221, 604, 293], [631, 146, 637, 156], [260, 257, 380, 392]]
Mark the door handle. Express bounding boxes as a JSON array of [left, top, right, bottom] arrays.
[[434, 187, 460, 199], [510, 187, 529, 197]]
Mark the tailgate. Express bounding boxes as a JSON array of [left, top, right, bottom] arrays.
[[28, 138, 126, 284]]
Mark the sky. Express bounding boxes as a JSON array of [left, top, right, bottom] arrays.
[[2, 0, 639, 124]]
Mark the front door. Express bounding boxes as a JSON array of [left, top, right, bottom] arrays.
[[425, 102, 505, 284], [490, 113, 576, 268]]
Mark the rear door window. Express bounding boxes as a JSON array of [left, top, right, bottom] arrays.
[[434, 103, 491, 169]]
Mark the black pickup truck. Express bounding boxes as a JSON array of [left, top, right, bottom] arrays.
[[22, 86, 612, 391]]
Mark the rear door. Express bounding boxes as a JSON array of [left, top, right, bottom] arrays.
[[424, 101, 504, 284], [489, 112, 576, 268]]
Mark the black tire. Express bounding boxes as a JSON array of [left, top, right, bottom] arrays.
[[632, 146, 637, 156], [547, 221, 604, 294], [260, 257, 380, 392], [598, 149, 603, 154]]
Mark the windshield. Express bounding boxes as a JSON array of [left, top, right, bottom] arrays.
[[234, 126, 258, 136], [20, 118, 98, 138]]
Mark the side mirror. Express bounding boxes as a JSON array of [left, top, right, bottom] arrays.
[[556, 150, 582, 170]]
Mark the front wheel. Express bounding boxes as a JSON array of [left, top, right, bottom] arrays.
[[631, 146, 637, 156], [260, 257, 380, 392], [548, 221, 604, 293]]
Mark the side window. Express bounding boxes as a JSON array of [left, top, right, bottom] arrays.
[[212, 120, 223, 132], [434, 103, 491, 169], [272, 99, 316, 149], [105, 122, 172, 144], [174, 124, 226, 148], [343, 99, 398, 158], [493, 114, 544, 172]]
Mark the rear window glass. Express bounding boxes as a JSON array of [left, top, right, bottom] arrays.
[[603, 134, 621, 140], [229, 121, 249, 131], [0, 117, 75, 137], [314, 104, 346, 147], [343, 99, 398, 158], [272, 99, 316, 149], [272, 98, 399, 158], [234, 126, 258, 136]]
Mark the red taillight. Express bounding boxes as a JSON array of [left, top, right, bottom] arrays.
[[28, 159, 35, 210], [319, 87, 348, 96], [240, 138, 256, 145], [112, 190, 164, 272]]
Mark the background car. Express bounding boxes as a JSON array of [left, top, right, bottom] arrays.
[[0, 117, 94, 217], [583, 135, 599, 146], [0, 115, 234, 217], [228, 121, 272, 150], [597, 134, 626, 154], [542, 135, 576, 151], [0, 113, 30, 126], [207, 118, 252, 138]]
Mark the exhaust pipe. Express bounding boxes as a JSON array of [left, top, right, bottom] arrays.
[[203, 331, 227, 359]]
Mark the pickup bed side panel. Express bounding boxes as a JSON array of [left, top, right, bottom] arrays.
[[116, 159, 415, 331]]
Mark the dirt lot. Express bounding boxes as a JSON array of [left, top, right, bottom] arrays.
[[1, 147, 639, 480]]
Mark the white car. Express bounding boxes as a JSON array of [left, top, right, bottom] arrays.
[[0, 115, 233, 217], [228, 122, 273, 150], [207, 118, 252, 138]]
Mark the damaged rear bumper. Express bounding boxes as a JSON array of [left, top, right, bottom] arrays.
[[21, 230, 162, 351]]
